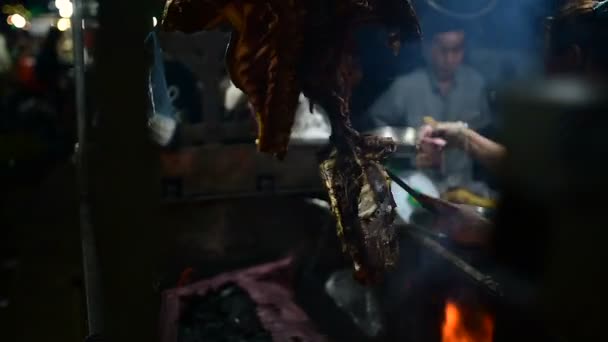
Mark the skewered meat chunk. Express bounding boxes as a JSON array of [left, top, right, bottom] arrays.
[[320, 135, 399, 284], [162, 0, 421, 283]]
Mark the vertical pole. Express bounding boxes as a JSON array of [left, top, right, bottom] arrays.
[[72, 0, 105, 337], [93, 0, 163, 340]]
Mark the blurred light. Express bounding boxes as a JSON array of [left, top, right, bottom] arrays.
[[54, 0, 71, 9], [57, 17, 71, 31], [9, 14, 27, 29], [153, 17, 157, 27], [59, 3, 73, 18]]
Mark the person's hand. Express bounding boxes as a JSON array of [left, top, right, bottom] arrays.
[[415, 124, 445, 168], [439, 122, 470, 147], [415, 118, 469, 169], [423, 117, 469, 147]]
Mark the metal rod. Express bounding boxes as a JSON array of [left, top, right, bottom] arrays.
[[396, 222, 447, 240], [72, 0, 104, 335], [386, 169, 418, 195], [386, 168, 439, 214], [162, 189, 325, 204], [404, 228, 503, 297]]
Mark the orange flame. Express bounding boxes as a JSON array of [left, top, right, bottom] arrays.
[[441, 300, 494, 342]]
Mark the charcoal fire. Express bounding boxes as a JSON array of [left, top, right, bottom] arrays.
[[161, 0, 421, 284], [441, 300, 494, 342]]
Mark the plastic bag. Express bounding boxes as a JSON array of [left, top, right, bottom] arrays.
[[145, 31, 177, 146]]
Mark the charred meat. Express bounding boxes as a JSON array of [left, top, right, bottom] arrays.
[[320, 135, 399, 284]]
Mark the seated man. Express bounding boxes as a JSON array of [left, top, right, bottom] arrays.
[[366, 15, 491, 192], [417, 0, 608, 177]]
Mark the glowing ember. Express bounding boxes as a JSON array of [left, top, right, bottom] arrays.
[[441, 300, 494, 342]]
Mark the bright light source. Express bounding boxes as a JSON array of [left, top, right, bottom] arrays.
[[59, 3, 73, 18], [153, 17, 158, 27], [55, 0, 71, 9], [55, 0, 74, 19], [57, 17, 71, 31], [9, 14, 27, 29]]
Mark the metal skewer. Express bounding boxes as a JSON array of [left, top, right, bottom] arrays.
[[397, 222, 447, 240], [386, 168, 440, 214], [386, 168, 421, 197], [387, 168, 502, 296], [404, 228, 503, 296]]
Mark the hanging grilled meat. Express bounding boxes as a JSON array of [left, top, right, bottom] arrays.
[[162, 0, 421, 284]]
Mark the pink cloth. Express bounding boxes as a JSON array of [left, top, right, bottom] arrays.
[[160, 257, 329, 342]]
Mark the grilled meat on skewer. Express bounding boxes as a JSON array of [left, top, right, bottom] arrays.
[[162, 0, 421, 283]]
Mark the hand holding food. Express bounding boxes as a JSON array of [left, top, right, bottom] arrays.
[[415, 124, 444, 168], [422, 116, 469, 148], [415, 117, 469, 169]]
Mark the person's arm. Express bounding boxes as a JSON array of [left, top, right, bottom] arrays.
[[468, 77, 507, 173], [417, 120, 506, 176], [460, 127, 506, 175]]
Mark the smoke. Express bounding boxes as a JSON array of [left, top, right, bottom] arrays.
[[467, 0, 555, 50], [413, 0, 558, 83], [412, 0, 556, 50]]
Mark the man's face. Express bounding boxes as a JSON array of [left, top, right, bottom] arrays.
[[429, 31, 465, 80]]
